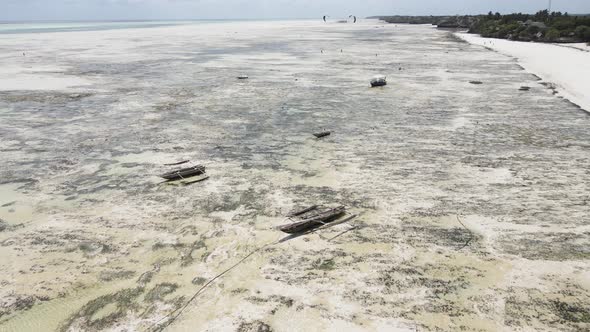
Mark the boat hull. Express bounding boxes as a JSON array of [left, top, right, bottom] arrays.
[[160, 165, 206, 181], [279, 206, 346, 234]]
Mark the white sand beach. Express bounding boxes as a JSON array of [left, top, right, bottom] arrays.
[[457, 32, 590, 112], [0, 21, 589, 332]]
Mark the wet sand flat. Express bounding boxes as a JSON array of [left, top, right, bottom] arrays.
[[457, 32, 590, 113], [0, 21, 589, 331]]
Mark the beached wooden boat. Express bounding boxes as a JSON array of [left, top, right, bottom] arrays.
[[165, 175, 210, 186], [313, 131, 331, 138], [164, 160, 190, 166], [279, 206, 346, 234], [287, 205, 318, 217], [160, 165, 205, 181]]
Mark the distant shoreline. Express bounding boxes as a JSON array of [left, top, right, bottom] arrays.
[[371, 11, 590, 45], [457, 32, 590, 113]]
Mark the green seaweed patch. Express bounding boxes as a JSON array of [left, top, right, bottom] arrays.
[[376, 263, 471, 298], [231, 287, 249, 294], [498, 232, 590, 261], [137, 271, 154, 285], [311, 258, 336, 271], [0, 91, 93, 104], [0, 219, 8, 232], [0, 219, 24, 233], [180, 240, 207, 267], [504, 286, 590, 329], [98, 270, 135, 282], [191, 277, 208, 285], [152, 242, 166, 250], [79, 241, 113, 254], [59, 287, 144, 332], [237, 320, 273, 332], [0, 295, 37, 319], [552, 300, 590, 323], [144, 283, 178, 303]]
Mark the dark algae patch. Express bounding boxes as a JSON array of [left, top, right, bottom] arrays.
[[59, 287, 144, 331], [311, 258, 336, 271], [552, 300, 590, 324], [237, 320, 273, 332], [144, 283, 178, 303]]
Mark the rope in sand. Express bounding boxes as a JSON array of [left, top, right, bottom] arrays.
[[147, 239, 279, 332], [146, 213, 357, 331], [456, 215, 473, 251]]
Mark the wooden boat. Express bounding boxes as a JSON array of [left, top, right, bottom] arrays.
[[164, 160, 190, 166], [519, 86, 531, 91], [313, 131, 331, 138], [370, 75, 387, 87], [286, 205, 318, 217], [160, 165, 205, 181], [165, 175, 210, 186], [279, 206, 346, 234], [278, 213, 357, 243]]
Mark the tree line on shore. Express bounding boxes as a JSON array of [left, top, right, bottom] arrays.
[[471, 10, 590, 43], [371, 11, 590, 44]]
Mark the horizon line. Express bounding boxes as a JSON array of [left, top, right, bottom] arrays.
[[1, 12, 589, 23]]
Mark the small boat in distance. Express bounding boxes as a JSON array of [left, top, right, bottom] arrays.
[[370, 75, 387, 87], [160, 165, 206, 181], [313, 131, 331, 138]]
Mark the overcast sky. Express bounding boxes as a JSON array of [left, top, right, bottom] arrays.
[[1, 0, 589, 21]]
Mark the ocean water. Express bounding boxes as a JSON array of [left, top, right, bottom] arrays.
[[0, 20, 225, 34]]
